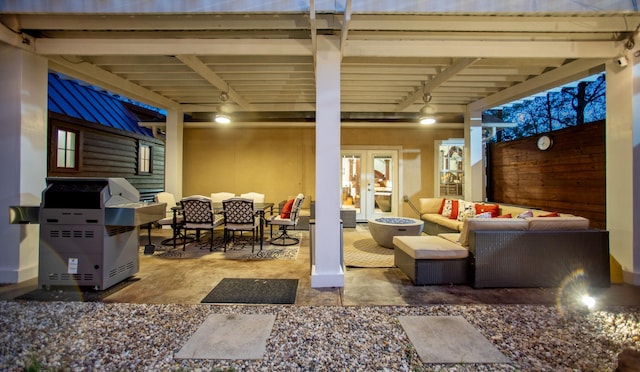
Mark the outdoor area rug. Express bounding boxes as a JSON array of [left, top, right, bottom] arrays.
[[343, 230, 394, 268], [152, 231, 300, 260], [175, 314, 276, 360], [398, 315, 511, 364], [14, 277, 139, 302], [201, 278, 298, 304]]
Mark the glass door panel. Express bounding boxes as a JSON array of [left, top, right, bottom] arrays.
[[372, 154, 394, 218], [341, 154, 361, 215], [438, 141, 464, 198], [341, 149, 399, 222]]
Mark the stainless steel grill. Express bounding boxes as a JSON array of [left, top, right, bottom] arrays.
[[11, 177, 165, 290]]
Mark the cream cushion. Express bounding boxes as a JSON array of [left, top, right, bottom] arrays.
[[393, 235, 468, 260], [437, 233, 461, 245], [210, 192, 235, 203], [527, 216, 589, 230], [459, 217, 529, 247], [240, 192, 265, 203], [419, 198, 444, 214]]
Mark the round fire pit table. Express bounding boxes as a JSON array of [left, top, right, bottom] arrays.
[[367, 217, 424, 248]]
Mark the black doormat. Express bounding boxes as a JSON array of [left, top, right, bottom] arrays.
[[201, 278, 298, 304], [14, 277, 139, 302]]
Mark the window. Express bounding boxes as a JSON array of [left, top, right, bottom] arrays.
[[138, 143, 152, 174], [55, 128, 78, 170]]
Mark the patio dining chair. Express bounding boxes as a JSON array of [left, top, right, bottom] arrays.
[[210, 192, 236, 203], [180, 195, 223, 251], [154, 191, 181, 227], [267, 193, 305, 246], [155, 191, 189, 248], [240, 192, 265, 203], [222, 197, 260, 252]]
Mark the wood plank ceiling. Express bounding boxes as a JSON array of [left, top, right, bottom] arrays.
[[1, 2, 638, 127]]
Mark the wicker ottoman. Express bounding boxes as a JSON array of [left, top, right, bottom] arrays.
[[393, 235, 469, 285]]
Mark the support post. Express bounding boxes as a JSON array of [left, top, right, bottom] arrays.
[[0, 45, 48, 283], [606, 57, 640, 285], [311, 35, 344, 288]]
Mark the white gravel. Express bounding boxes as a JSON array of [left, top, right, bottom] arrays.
[[1, 301, 638, 371]]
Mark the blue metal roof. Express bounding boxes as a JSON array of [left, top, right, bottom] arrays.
[[48, 73, 156, 137]]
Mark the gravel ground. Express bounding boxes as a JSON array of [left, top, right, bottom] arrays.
[[1, 301, 639, 371]]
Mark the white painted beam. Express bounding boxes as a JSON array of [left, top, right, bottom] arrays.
[[395, 58, 480, 112], [344, 40, 619, 59], [348, 15, 640, 33], [310, 0, 317, 66], [175, 54, 254, 111], [180, 102, 466, 113], [36, 38, 313, 56], [340, 0, 352, 58], [469, 58, 607, 111], [48, 56, 180, 110], [0, 21, 35, 52], [141, 120, 465, 129]]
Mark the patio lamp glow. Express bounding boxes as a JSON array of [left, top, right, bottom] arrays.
[[581, 294, 596, 310], [214, 114, 231, 124], [419, 116, 436, 125]]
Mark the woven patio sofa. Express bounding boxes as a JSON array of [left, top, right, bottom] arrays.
[[396, 198, 612, 288], [466, 228, 610, 288]]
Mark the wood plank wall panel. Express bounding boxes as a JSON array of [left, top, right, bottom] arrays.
[[487, 120, 605, 229], [48, 113, 165, 201]]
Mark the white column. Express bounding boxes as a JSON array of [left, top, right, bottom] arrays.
[[464, 109, 485, 202], [311, 35, 344, 288], [0, 45, 48, 283], [164, 109, 184, 199], [606, 57, 640, 285]]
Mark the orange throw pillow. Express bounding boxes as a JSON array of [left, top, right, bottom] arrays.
[[540, 211, 559, 217], [496, 213, 512, 218], [280, 199, 294, 218], [475, 203, 500, 218]]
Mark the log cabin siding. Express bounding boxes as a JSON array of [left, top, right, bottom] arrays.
[[48, 112, 165, 201], [487, 120, 606, 229]]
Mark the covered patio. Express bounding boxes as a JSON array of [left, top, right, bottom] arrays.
[[1, 2, 639, 290]]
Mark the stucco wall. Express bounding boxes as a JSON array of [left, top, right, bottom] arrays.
[[182, 126, 463, 215]]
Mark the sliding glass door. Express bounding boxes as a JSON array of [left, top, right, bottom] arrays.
[[341, 148, 399, 222]]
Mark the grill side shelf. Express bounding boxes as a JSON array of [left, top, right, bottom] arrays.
[[105, 202, 166, 226], [9, 206, 40, 224]]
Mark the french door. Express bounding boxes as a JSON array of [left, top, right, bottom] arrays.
[[340, 147, 400, 222]]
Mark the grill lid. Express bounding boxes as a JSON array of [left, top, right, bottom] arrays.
[[42, 177, 140, 209]]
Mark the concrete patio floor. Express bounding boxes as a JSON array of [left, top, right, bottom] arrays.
[[1, 224, 639, 308]]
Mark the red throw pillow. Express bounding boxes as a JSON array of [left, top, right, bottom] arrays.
[[475, 203, 500, 218], [280, 199, 295, 218], [448, 200, 459, 220], [496, 213, 512, 218], [540, 211, 559, 217]]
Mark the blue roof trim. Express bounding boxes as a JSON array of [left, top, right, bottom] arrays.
[[48, 73, 155, 137]]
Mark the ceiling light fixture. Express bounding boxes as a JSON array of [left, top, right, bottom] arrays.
[[419, 89, 436, 125], [214, 114, 231, 124], [214, 89, 231, 124]]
